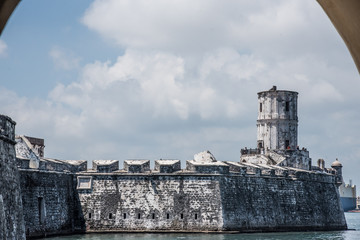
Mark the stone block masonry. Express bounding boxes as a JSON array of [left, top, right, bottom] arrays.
[[76, 169, 346, 232], [77, 174, 223, 231], [0, 115, 25, 240], [19, 170, 83, 238]]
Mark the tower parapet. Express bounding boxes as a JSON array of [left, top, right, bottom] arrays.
[[257, 86, 298, 151]]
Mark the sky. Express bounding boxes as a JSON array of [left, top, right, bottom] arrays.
[[0, 0, 359, 186]]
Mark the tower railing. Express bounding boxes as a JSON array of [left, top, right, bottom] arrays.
[[241, 148, 261, 155]]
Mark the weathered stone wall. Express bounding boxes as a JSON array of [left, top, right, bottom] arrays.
[[0, 115, 25, 240], [77, 171, 346, 232], [220, 174, 346, 231], [274, 149, 311, 170], [19, 170, 82, 238], [78, 174, 223, 232]]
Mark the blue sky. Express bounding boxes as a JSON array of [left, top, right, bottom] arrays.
[[1, 0, 360, 187], [1, 0, 121, 97]]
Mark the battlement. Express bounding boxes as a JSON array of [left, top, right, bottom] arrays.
[[0, 114, 16, 145], [155, 159, 181, 173], [93, 160, 119, 173], [13, 144, 335, 184], [16, 159, 332, 184], [14, 156, 335, 184]]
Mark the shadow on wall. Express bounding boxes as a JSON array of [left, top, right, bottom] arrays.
[[19, 170, 86, 238], [220, 174, 347, 231]]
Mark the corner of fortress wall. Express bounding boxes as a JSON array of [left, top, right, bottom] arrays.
[[0, 115, 25, 240]]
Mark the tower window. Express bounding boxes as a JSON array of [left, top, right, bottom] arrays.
[[109, 213, 113, 219], [88, 213, 92, 219], [285, 140, 290, 149], [167, 213, 170, 219], [138, 213, 141, 219], [180, 213, 184, 219], [260, 103, 263, 112], [123, 213, 127, 219], [152, 213, 155, 219], [285, 101, 290, 111], [195, 214, 198, 220]]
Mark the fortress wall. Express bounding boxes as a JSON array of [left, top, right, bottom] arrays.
[[221, 175, 346, 231], [19, 170, 81, 238], [77, 174, 223, 232], [0, 115, 25, 240], [77, 172, 346, 232]]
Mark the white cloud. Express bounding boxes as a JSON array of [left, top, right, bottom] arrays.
[[49, 49, 250, 122], [49, 46, 81, 70], [0, 39, 7, 56], [82, 0, 312, 53], [81, 0, 337, 58]]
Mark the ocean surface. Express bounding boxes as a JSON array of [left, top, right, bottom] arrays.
[[42, 212, 360, 240]]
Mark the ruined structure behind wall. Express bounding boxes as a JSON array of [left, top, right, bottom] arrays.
[[0, 115, 25, 240]]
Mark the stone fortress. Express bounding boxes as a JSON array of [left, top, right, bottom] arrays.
[[0, 86, 347, 239]]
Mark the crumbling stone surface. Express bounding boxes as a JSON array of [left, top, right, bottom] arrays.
[[193, 151, 217, 162], [15, 136, 40, 169], [77, 174, 223, 231]]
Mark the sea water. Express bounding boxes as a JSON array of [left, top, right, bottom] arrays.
[[41, 212, 360, 240]]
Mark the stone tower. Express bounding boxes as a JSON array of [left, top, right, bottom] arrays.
[[257, 86, 298, 151]]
